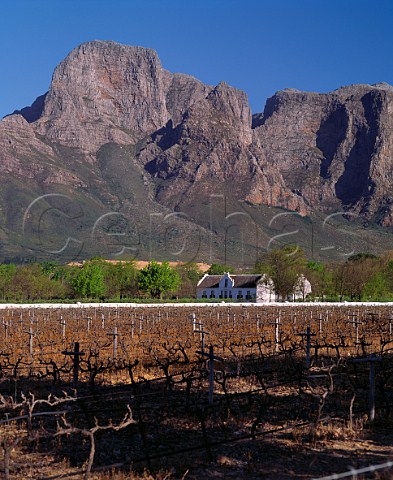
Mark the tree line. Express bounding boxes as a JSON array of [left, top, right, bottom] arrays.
[[1, 248, 393, 302], [0, 259, 198, 302]]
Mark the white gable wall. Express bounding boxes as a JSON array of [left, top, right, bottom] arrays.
[[256, 277, 276, 302], [197, 285, 257, 301], [219, 272, 234, 290], [197, 272, 257, 300], [293, 274, 312, 300]]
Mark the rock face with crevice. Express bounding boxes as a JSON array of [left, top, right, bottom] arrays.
[[252, 83, 393, 224], [1, 40, 393, 261]]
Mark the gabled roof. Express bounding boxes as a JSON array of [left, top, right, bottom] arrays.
[[197, 275, 222, 289], [197, 274, 265, 289]]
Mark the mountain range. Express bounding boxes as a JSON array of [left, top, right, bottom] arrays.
[[1, 40, 393, 267]]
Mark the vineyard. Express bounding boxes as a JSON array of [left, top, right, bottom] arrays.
[[1, 303, 393, 479]]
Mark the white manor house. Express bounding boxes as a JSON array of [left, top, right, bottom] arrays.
[[196, 272, 311, 303]]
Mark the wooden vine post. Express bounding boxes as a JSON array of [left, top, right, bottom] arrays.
[[62, 342, 85, 387], [269, 316, 281, 353], [297, 326, 316, 368], [197, 346, 223, 404], [351, 354, 382, 422], [107, 326, 119, 358]]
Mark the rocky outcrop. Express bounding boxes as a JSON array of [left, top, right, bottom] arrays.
[[12, 93, 47, 123], [141, 80, 308, 215], [0, 114, 87, 187], [15, 41, 212, 154], [253, 82, 393, 224], [165, 73, 212, 127], [34, 41, 171, 151], [0, 114, 53, 176]]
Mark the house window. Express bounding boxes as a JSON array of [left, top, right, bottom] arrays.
[[210, 291, 215, 298], [229, 291, 232, 298], [202, 290, 207, 298], [219, 290, 223, 298], [237, 290, 243, 299], [246, 290, 251, 300], [224, 291, 228, 298], [224, 279, 228, 288]]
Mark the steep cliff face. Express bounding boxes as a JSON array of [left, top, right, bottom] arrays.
[[34, 41, 171, 151], [253, 83, 393, 224], [1, 40, 393, 262], [142, 81, 254, 202]]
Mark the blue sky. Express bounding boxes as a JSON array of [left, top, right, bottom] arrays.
[[1, 0, 392, 119]]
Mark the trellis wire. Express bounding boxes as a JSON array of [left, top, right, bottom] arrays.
[[313, 460, 393, 480]]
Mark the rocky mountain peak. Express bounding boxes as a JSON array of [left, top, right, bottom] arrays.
[[33, 40, 171, 151], [371, 81, 393, 91], [206, 81, 252, 145], [15, 40, 215, 155]]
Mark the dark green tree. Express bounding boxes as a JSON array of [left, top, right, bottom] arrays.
[[306, 261, 333, 300], [363, 271, 389, 301], [10, 263, 66, 301], [40, 261, 59, 276], [207, 263, 235, 275], [138, 261, 181, 299], [72, 260, 106, 298], [382, 258, 393, 294], [103, 261, 138, 299], [332, 254, 381, 301]]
